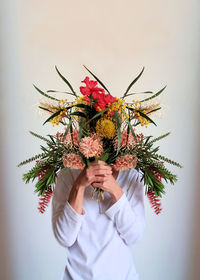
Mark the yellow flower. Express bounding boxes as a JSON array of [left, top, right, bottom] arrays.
[[96, 118, 116, 138]]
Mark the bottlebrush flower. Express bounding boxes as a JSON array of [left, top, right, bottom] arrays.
[[96, 118, 116, 138], [38, 187, 53, 214], [147, 188, 162, 215], [79, 134, 103, 158], [113, 155, 138, 170], [62, 153, 85, 169]]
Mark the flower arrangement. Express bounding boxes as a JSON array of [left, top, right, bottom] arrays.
[[18, 65, 182, 215]]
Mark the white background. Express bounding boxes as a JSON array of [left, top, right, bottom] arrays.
[[1, 0, 200, 279]]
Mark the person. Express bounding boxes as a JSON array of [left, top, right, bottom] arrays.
[[51, 160, 146, 280]]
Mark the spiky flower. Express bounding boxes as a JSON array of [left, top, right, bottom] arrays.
[[62, 153, 85, 169], [113, 155, 138, 170], [79, 134, 103, 158], [96, 118, 116, 138]]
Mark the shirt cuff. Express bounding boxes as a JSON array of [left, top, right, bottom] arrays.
[[65, 201, 86, 223], [104, 193, 128, 221]]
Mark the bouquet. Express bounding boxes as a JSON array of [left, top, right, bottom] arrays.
[[18, 65, 182, 215]]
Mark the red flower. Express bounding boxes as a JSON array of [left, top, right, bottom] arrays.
[[80, 76, 117, 112], [38, 187, 53, 214], [147, 188, 162, 215], [80, 76, 105, 96], [104, 94, 117, 104]]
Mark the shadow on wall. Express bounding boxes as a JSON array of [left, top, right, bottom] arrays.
[[0, 48, 14, 280], [187, 84, 200, 280]]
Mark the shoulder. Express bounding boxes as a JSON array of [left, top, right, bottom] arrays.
[[121, 168, 145, 200], [119, 168, 143, 186], [56, 167, 82, 184]]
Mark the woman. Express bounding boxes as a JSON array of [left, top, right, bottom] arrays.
[[52, 160, 146, 280]]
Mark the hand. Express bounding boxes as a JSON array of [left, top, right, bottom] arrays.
[[73, 160, 112, 190], [92, 164, 124, 203]]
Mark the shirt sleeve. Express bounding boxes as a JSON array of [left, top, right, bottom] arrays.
[[51, 168, 86, 248], [104, 169, 146, 246]]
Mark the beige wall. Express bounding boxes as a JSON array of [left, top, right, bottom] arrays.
[[1, 0, 200, 279]]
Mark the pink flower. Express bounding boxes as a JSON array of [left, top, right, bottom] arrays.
[[114, 130, 138, 150], [79, 134, 103, 158], [113, 155, 138, 170], [56, 129, 79, 146], [62, 154, 85, 169], [64, 129, 79, 146]]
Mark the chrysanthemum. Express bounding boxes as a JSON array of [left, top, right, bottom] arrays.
[[113, 155, 138, 170], [62, 154, 85, 169], [79, 134, 103, 158], [96, 118, 116, 138], [114, 130, 137, 150], [56, 129, 79, 146], [64, 129, 79, 146]]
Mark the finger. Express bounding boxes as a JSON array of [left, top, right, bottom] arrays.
[[94, 170, 112, 176], [93, 165, 112, 172], [93, 175, 109, 182], [92, 182, 103, 188]]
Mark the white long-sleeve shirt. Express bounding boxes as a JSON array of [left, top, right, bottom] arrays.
[[52, 167, 146, 280]]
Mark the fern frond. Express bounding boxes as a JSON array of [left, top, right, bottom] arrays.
[[17, 153, 46, 167], [155, 154, 183, 168], [149, 132, 170, 144], [29, 131, 50, 142]]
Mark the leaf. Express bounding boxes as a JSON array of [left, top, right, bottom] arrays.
[[70, 111, 87, 118], [126, 115, 130, 145], [123, 67, 145, 98], [115, 112, 121, 155], [86, 107, 109, 123], [140, 85, 167, 102], [62, 118, 72, 140], [70, 119, 73, 146], [43, 109, 64, 125], [147, 107, 161, 114], [33, 84, 59, 101], [144, 136, 152, 145], [38, 106, 53, 113], [55, 66, 77, 96], [136, 110, 157, 126], [78, 118, 83, 142], [47, 89, 78, 97], [74, 103, 92, 112], [86, 158, 90, 168], [124, 91, 153, 97], [83, 65, 110, 93], [127, 119, 137, 141], [98, 153, 110, 162]]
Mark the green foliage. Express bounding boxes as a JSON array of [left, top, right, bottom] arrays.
[[83, 65, 110, 93], [33, 84, 59, 101], [123, 67, 145, 98], [21, 134, 67, 196], [115, 111, 121, 155], [17, 153, 45, 167], [148, 132, 170, 144], [55, 66, 78, 97], [140, 85, 167, 103]]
